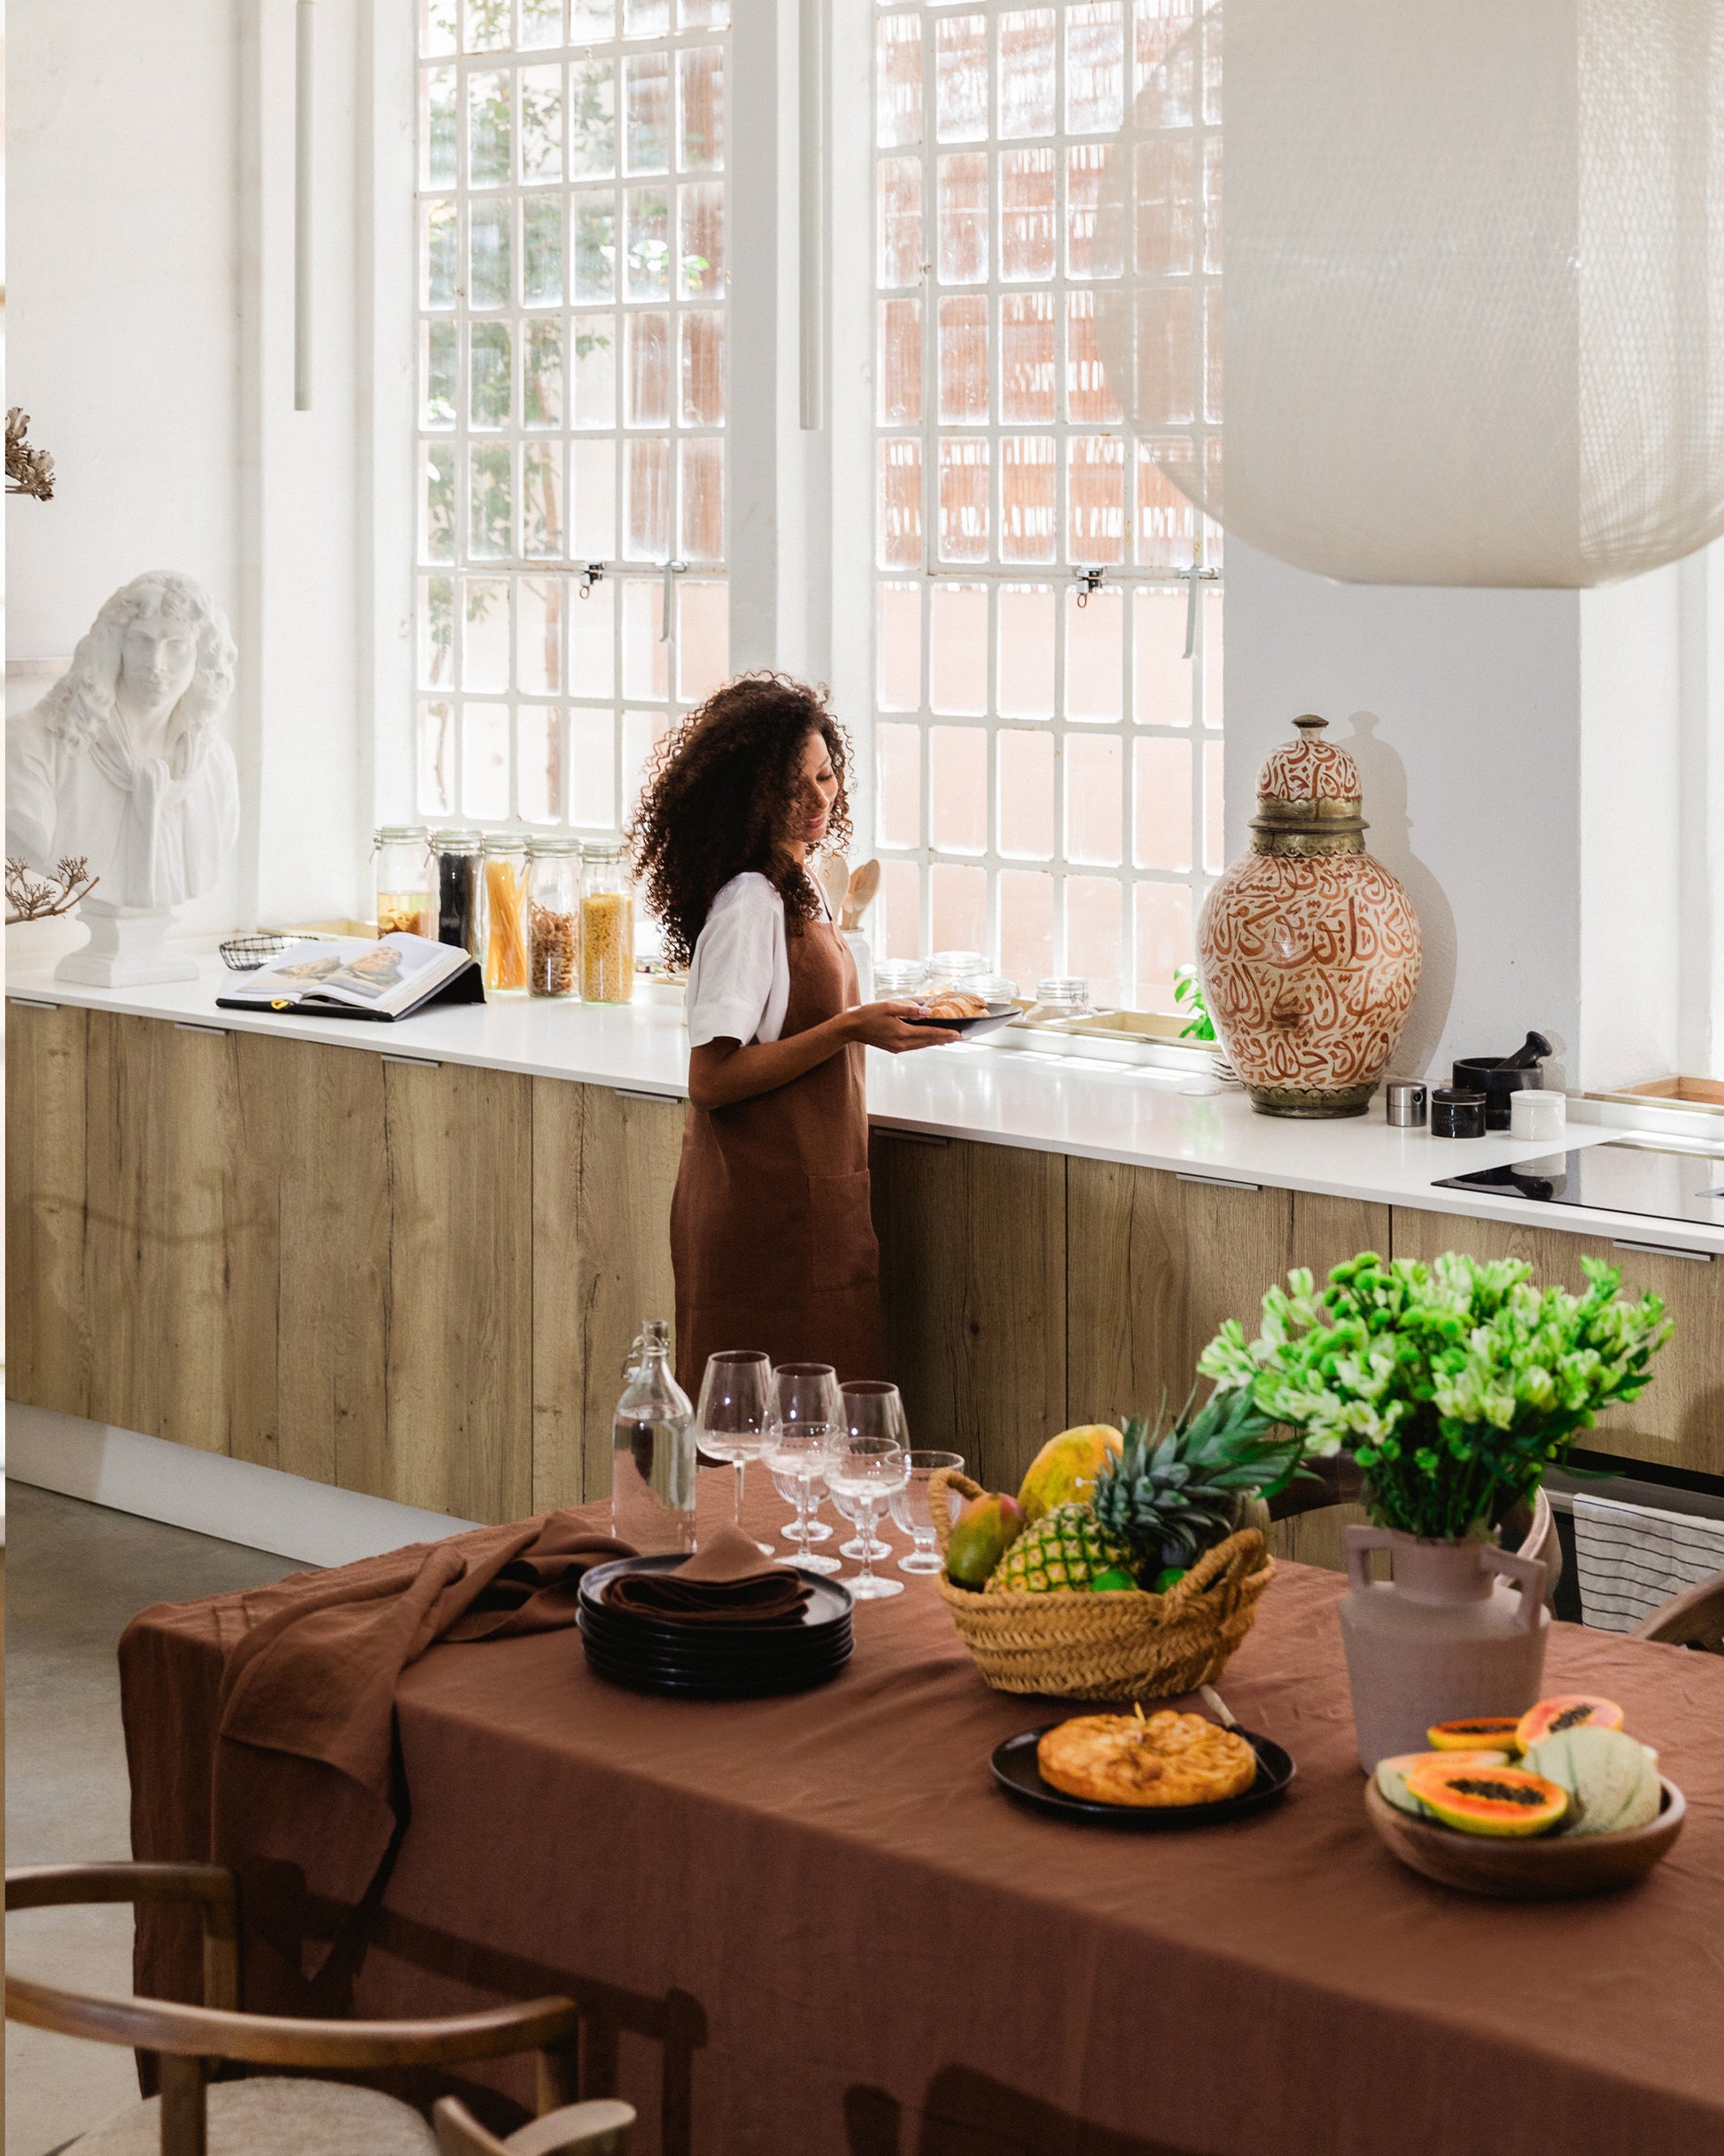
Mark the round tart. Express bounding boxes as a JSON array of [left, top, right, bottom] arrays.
[[1036, 1708, 1257, 1809]]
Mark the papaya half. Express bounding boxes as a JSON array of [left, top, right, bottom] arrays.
[[1402, 1761, 1568, 1838], [1513, 1693, 1623, 1752], [1425, 1716, 1524, 1754], [1374, 1749, 1510, 1819]]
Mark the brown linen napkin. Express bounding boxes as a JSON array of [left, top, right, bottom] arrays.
[[603, 1523, 813, 1627]]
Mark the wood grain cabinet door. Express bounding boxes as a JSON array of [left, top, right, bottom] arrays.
[[5, 999, 92, 1417], [1392, 1206, 1724, 1482]]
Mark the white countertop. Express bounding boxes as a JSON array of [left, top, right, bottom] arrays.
[[10, 956, 1722, 1258]]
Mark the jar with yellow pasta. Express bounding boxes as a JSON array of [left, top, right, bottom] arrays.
[[482, 833, 530, 995], [580, 841, 634, 1003]]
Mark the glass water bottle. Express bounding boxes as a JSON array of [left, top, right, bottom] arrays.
[[611, 1319, 696, 1553]]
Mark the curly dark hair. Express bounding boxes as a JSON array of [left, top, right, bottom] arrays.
[[626, 672, 854, 966]]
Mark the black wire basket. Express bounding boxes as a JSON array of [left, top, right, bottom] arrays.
[[218, 932, 330, 974]]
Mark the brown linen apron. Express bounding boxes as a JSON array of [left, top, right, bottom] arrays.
[[671, 915, 885, 1395]]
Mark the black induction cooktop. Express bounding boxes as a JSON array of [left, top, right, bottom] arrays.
[[1435, 1140, 1724, 1230]]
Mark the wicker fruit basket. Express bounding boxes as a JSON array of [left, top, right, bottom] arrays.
[[929, 1469, 1277, 1701]]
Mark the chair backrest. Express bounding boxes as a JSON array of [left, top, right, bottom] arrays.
[[434, 2096, 635, 2156], [1629, 1568, 1724, 1654]]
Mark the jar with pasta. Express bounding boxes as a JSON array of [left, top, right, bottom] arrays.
[[580, 841, 635, 1003], [528, 837, 581, 998], [431, 829, 484, 960], [482, 834, 531, 994], [374, 824, 434, 938]]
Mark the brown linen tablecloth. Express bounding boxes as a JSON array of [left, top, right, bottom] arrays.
[[123, 1475, 1724, 2156]]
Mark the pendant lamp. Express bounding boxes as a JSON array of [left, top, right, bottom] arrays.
[[1096, 0, 1724, 587]]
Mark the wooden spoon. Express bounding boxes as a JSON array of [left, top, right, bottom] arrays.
[[819, 852, 850, 922], [842, 859, 881, 930]]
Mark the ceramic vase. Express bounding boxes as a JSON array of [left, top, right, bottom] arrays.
[[1197, 714, 1421, 1117], [1337, 1526, 1550, 1772]]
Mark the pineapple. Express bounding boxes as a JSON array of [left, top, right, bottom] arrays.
[[1090, 1387, 1301, 1581], [986, 1502, 1126, 1592]]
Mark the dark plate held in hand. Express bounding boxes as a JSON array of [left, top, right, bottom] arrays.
[[898, 1000, 1019, 1041], [990, 1725, 1295, 1829]]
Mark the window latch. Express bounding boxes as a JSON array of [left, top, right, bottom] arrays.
[[1182, 547, 1220, 659], [660, 557, 687, 642], [1073, 567, 1107, 609], [577, 563, 606, 600]]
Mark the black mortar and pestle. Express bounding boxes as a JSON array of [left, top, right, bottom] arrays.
[[1451, 1032, 1553, 1132]]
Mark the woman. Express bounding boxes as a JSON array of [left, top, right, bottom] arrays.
[[630, 673, 956, 1396]]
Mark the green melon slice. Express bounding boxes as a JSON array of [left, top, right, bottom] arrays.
[[1521, 1724, 1662, 1837]]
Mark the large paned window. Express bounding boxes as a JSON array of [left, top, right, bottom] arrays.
[[871, 0, 1222, 1010], [415, 0, 730, 835]]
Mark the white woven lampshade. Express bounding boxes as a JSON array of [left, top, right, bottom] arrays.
[[1097, 0, 1724, 588]]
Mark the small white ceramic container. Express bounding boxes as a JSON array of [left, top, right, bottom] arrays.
[[1510, 1088, 1566, 1143]]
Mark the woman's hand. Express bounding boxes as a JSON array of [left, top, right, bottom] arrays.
[[843, 1000, 960, 1052]]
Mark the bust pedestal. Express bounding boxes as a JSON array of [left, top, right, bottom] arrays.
[[56, 902, 198, 988]]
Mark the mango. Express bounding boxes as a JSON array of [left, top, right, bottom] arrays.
[[944, 1492, 1028, 1590], [1017, 1424, 1123, 1523]]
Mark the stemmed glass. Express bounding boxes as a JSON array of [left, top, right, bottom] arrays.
[[835, 1381, 907, 1563], [765, 1362, 842, 1576], [695, 1350, 774, 1553], [827, 1382, 912, 1599], [889, 1450, 965, 1573]]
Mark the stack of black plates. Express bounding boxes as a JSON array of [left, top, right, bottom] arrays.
[[577, 1554, 854, 1698]]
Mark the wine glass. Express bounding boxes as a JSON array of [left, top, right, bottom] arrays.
[[695, 1349, 774, 1553], [835, 1382, 907, 1562], [889, 1450, 965, 1573], [824, 1434, 909, 1599], [765, 1363, 842, 1575]]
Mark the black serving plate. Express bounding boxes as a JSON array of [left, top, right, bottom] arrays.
[[579, 1626, 853, 1700], [990, 1724, 1295, 1829], [577, 1608, 851, 1673], [579, 1554, 854, 1636], [899, 1000, 1019, 1041]]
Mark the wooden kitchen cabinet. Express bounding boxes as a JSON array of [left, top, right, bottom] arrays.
[[1392, 1206, 1724, 1482], [871, 1131, 1068, 1494], [6, 999, 93, 1418]]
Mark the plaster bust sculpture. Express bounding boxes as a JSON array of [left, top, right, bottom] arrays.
[[5, 570, 240, 984]]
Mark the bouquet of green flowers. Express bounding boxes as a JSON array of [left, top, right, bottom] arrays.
[[1198, 1250, 1672, 1542]]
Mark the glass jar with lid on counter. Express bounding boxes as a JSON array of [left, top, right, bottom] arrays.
[[431, 829, 484, 960], [528, 837, 581, 997], [375, 825, 434, 938], [1024, 977, 1092, 1024], [581, 842, 635, 1002], [482, 834, 530, 994]]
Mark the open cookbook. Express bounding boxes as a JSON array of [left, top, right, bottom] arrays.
[[216, 933, 483, 1023]]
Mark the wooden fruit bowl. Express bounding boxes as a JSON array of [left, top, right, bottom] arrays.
[[1363, 1775, 1687, 1900]]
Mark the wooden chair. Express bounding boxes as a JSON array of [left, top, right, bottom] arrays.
[[5, 1862, 632, 2156], [433, 2095, 633, 2154], [1629, 1568, 1724, 1654]]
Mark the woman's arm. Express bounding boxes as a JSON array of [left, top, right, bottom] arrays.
[[687, 1002, 959, 1109]]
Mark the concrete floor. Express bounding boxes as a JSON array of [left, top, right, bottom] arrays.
[[5, 1482, 298, 2156]]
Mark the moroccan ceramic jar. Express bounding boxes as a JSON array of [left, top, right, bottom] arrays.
[[1197, 714, 1422, 1117]]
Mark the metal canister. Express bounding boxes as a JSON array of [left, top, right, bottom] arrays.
[[1385, 1079, 1427, 1127]]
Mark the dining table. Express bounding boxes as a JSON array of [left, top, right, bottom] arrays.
[[120, 1473, 1724, 2156]]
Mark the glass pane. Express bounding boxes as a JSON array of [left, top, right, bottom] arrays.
[[571, 0, 616, 38], [626, 187, 671, 298], [524, 318, 564, 426], [621, 708, 669, 818], [680, 439, 725, 562], [469, 443, 512, 557], [570, 574, 616, 697], [571, 438, 617, 556], [572, 193, 617, 300], [1066, 874, 1122, 1004], [1067, 144, 1122, 278], [680, 0, 729, 27], [421, 0, 458, 58], [929, 582, 988, 713], [521, 0, 563, 47], [1068, 434, 1125, 564], [625, 437, 671, 558], [423, 67, 458, 188], [998, 868, 1052, 988], [1066, 1, 1124, 134], [937, 297, 989, 424], [998, 148, 1055, 281], [521, 64, 563, 181], [1203, 586, 1223, 727], [877, 857, 921, 961], [877, 582, 923, 712], [877, 158, 923, 289], [877, 437, 922, 569], [998, 9, 1055, 138], [423, 320, 457, 425], [523, 193, 564, 303], [1137, 438, 1199, 568], [621, 581, 670, 697], [419, 572, 455, 687], [680, 182, 724, 296], [937, 438, 990, 563], [1000, 435, 1056, 563], [876, 720, 922, 848], [998, 584, 1054, 716], [1135, 286, 1195, 426], [1136, 0, 1196, 96], [1135, 878, 1193, 1014], [998, 728, 1053, 858], [1134, 587, 1192, 723], [1204, 736, 1225, 872], [523, 442, 564, 557], [1067, 734, 1122, 865], [878, 298, 923, 426], [518, 577, 563, 695], [936, 152, 989, 284], [470, 321, 512, 426], [877, 14, 923, 149], [1000, 292, 1054, 423], [568, 59, 617, 177], [470, 200, 511, 307], [1202, 135, 1222, 274], [423, 198, 458, 307], [1067, 292, 1122, 423], [463, 578, 510, 689], [1136, 136, 1193, 276], [624, 0, 669, 34], [462, 701, 512, 820], [625, 52, 671, 174], [572, 314, 616, 426], [517, 704, 562, 823], [418, 699, 454, 815], [1133, 736, 1192, 870], [681, 310, 725, 424], [930, 862, 987, 953], [464, 0, 510, 50], [936, 13, 990, 144], [422, 442, 455, 562], [929, 726, 988, 853], [680, 45, 725, 169], [678, 578, 729, 701], [1064, 581, 1122, 720], [1205, 282, 1223, 424], [570, 706, 617, 827], [625, 309, 672, 425], [469, 71, 511, 187]]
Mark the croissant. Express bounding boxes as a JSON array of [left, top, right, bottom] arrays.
[[920, 990, 989, 1019]]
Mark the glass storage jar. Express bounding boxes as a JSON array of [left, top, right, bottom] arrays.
[[528, 837, 581, 997], [483, 834, 531, 994], [874, 959, 928, 998], [927, 949, 989, 992], [1025, 977, 1092, 1023], [431, 829, 484, 960], [581, 843, 635, 1002], [374, 824, 434, 938]]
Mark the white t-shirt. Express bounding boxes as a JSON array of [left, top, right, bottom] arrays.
[[685, 871, 873, 1047]]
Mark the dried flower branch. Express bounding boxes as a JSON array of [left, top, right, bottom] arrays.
[[5, 856, 98, 924], [6, 409, 56, 502]]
